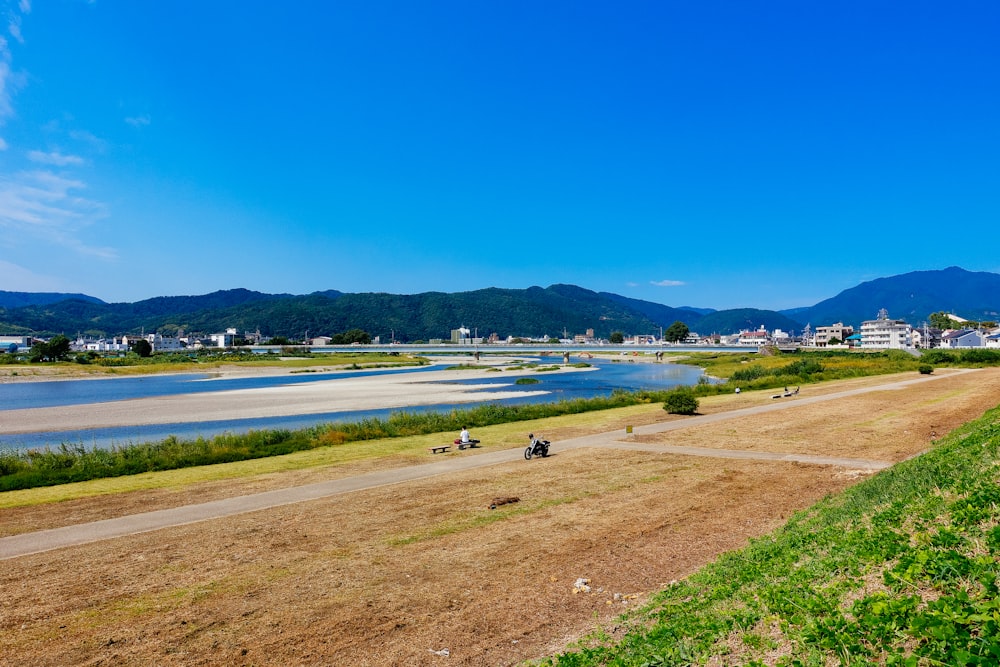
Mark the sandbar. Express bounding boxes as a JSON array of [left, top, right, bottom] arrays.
[[0, 362, 588, 434]]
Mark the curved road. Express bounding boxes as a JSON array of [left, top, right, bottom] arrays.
[[0, 370, 972, 560]]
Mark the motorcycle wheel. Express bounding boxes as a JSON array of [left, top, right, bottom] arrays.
[[524, 447, 533, 460], [541, 448, 549, 457]]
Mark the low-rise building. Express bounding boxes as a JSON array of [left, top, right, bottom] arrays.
[[0, 335, 34, 350], [911, 327, 943, 349], [76, 336, 130, 353], [209, 328, 239, 348], [737, 326, 770, 346], [814, 322, 854, 347], [939, 329, 984, 349], [860, 309, 912, 349]]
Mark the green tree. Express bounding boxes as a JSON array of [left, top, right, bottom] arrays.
[[662, 386, 699, 415], [664, 320, 690, 343], [929, 311, 961, 330], [609, 331, 625, 344], [29, 335, 71, 363], [130, 338, 153, 357], [331, 329, 371, 345]]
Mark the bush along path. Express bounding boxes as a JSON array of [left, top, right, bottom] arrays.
[[539, 403, 1000, 666]]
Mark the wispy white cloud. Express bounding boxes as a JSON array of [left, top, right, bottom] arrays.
[[125, 114, 151, 127], [8, 21, 22, 44], [19, 0, 31, 14], [625, 281, 639, 287], [0, 136, 7, 150], [0, 169, 116, 259], [651, 279, 686, 287], [27, 149, 85, 166], [69, 129, 107, 152], [0, 37, 14, 121]]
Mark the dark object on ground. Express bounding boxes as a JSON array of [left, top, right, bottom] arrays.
[[490, 496, 520, 510]]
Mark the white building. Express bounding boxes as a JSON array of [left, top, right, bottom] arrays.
[[208, 328, 239, 348], [860, 309, 912, 350], [737, 326, 771, 346], [814, 323, 854, 347], [450, 326, 483, 345], [0, 335, 33, 350], [77, 336, 130, 353]]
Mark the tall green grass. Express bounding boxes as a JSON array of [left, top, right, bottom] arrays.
[[536, 404, 1000, 666], [0, 388, 673, 491], [679, 349, 946, 396]]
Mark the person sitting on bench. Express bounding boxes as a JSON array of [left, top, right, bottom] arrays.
[[457, 426, 479, 447]]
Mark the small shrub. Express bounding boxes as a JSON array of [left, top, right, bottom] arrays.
[[515, 377, 540, 385], [918, 365, 934, 375], [663, 387, 699, 415]]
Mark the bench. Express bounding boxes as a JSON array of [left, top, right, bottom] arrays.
[[457, 440, 480, 450], [429, 445, 450, 454]]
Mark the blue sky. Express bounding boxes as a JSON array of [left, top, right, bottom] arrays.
[[1, 2, 998, 311]]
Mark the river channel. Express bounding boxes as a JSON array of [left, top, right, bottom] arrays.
[[0, 355, 710, 451]]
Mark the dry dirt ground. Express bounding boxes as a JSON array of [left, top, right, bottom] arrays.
[[2, 369, 1000, 666]]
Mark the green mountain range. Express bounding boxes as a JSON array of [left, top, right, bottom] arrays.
[[1, 266, 997, 340]]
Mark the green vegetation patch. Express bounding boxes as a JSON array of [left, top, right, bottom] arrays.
[[0, 388, 678, 492], [537, 404, 1000, 666], [677, 349, 950, 396]]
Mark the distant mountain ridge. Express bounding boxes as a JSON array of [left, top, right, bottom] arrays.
[[786, 267, 1000, 327], [0, 291, 105, 309], [1, 266, 997, 339]]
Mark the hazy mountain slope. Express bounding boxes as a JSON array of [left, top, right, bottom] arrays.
[[598, 292, 705, 328], [795, 267, 1000, 326], [4, 267, 998, 339], [0, 285, 667, 341], [694, 309, 804, 336], [0, 291, 104, 309]]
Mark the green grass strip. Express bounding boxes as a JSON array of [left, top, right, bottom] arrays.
[[534, 404, 1000, 666], [0, 388, 672, 491]]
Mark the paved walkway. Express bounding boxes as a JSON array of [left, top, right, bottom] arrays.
[[0, 371, 971, 560]]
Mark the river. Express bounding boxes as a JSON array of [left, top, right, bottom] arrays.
[[0, 354, 711, 451]]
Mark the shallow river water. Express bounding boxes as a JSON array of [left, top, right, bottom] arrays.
[[0, 356, 707, 451]]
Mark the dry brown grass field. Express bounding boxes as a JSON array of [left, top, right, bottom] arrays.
[[2, 368, 999, 666]]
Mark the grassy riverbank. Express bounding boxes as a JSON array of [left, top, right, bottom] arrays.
[[678, 348, 1000, 395], [0, 350, 428, 380], [0, 389, 672, 491], [4, 349, 998, 492], [538, 402, 1000, 666]]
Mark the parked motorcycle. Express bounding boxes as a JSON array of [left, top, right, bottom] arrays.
[[524, 433, 550, 460]]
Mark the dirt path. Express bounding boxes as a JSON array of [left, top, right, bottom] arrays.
[[1, 368, 998, 666]]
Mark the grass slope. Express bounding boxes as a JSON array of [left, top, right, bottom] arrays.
[[538, 404, 1000, 666]]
